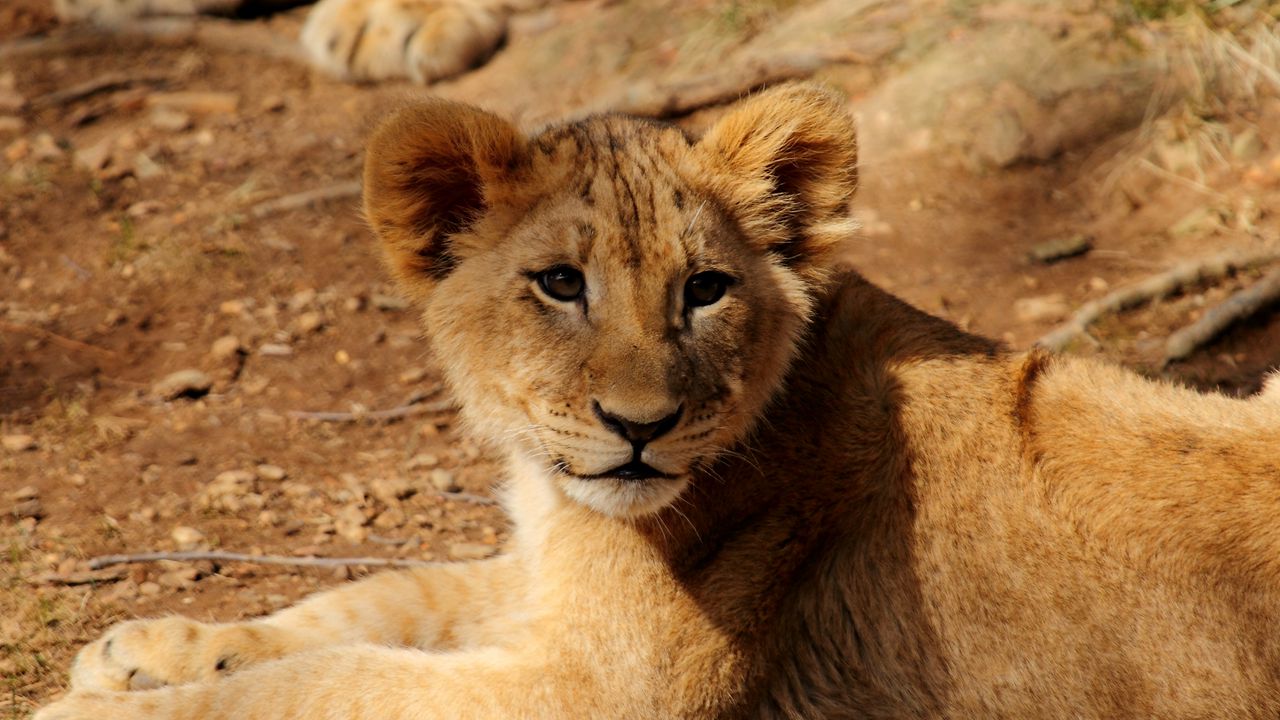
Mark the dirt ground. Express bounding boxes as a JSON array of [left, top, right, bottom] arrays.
[[2, 0, 1279, 715]]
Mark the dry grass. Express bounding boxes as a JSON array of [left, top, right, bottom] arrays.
[[0, 536, 125, 720], [1101, 2, 1280, 203]]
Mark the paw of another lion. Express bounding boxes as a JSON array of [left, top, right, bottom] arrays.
[[300, 0, 506, 83]]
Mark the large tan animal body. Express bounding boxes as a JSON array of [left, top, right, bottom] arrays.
[[36, 84, 1280, 719]]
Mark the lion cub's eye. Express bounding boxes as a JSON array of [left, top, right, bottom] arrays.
[[684, 271, 734, 308], [535, 266, 586, 302]]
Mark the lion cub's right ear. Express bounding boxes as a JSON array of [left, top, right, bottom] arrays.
[[364, 99, 526, 301]]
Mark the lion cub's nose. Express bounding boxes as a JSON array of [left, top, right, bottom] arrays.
[[592, 402, 683, 444]]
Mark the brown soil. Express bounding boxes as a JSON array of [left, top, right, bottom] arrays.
[[2, 0, 1278, 715]]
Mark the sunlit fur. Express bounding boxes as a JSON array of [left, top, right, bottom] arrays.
[[39, 85, 1280, 720]]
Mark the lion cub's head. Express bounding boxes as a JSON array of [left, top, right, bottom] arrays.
[[364, 84, 858, 517]]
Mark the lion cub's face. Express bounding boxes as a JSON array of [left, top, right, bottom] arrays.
[[365, 85, 858, 517]]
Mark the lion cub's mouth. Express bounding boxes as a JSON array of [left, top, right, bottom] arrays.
[[576, 460, 675, 482]]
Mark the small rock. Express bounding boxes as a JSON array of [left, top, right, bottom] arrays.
[[448, 542, 495, 561], [370, 477, 415, 504], [372, 507, 406, 530], [0, 117, 23, 135], [9, 486, 38, 502], [398, 367, 429, 385], [153, 369, 213, 400], [74, 136, 113, 172], [219, 299, 247, 316], [157, 567, 199, 590], [1013, 294, 1069, 324], [256, 464, 287, 482], [32, 134, 62, 162], [405, 453, 439, 470], [259, 95, 287, 113], [259, 343, 293, 357], [12, 499, 43, 520], [149, 107, 192, 132], [0, 88, 25, 114], [210, 335, 242, 360], [429, 468, 459, 493], [295, 311, 325, 334], [138, 581, 163, 596], [146, 91, 239, 115], [371, 293, 408, 311], [1028, 234, 1093, 265], [287, 288, 317, 312], [2, 434, 36, 452], [334, 504, 369, 544], [170, 525, 206, 551]]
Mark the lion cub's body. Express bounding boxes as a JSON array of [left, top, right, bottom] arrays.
[[38, 85, 1280, 720]]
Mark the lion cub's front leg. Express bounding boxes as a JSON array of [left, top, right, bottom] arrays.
[[68, 556, 522, 693]]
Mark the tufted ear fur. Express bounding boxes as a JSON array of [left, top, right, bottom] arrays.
[[691, 83, 859, 282], [364, 99, 526, 301]]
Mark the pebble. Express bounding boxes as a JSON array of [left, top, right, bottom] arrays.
[[210, 335, 242, 360], [371, 293, 408, 311], [150, 107, 193, 132], [219, 299, 247, 315], [256, 464, 287, 482], [448, 542, 495, 561], [2, 434, 36, 452], [334, 504, 369, 544], [138, 581, 163, 596], [13, 499, 43, 519], [153, 369, 213, 400], [10, 486, 38, 502], [429, 468, 459, 493], [398, 367, 429, 385], [1013, 294, 1069, 324], [373, 507, 406, 530], [405, 453, 439, 470], [295, 311, 325, 334], [370, 477, 415, 504], [1028, 234, 1092, 265], [171, 525, 206, 551], [287, 288, 317, 312]]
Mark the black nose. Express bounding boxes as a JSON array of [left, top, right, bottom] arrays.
[[592, 402, 682, 444]]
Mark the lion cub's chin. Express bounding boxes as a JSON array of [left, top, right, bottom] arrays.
[[560, 475, 691, 518]]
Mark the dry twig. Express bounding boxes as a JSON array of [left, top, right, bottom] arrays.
[[85, 551, 435, 571], [589, 41, 889, 120], [0, 18, 305, 64], [31, 71, 169, 109], [286, 397, 455, 423], [1163, 267, 1280, 365], [34, 568, 127, 586], [1036, 249, 1280, 352], [0, 319, 117, 359], [249, 180, 363, 220]]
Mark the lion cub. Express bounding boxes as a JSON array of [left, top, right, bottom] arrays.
[[38, 84, 1280, 719]]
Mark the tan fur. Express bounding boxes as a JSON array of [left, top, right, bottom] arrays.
[[38, 84, 1280, 720]]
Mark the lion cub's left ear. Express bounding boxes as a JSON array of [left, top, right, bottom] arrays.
[[364, 99, 526, 302], [691, 83, 858, 280]]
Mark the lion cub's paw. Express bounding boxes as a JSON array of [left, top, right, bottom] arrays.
[[54, 0, 237, 23], [300, 0, 506, 83], [69, 617, 278, 692]]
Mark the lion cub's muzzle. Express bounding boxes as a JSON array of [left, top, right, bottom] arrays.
[[580, 401, 683, 481]]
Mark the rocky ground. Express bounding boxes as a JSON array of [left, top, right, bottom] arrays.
[[2, 0, 1279, 715]]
